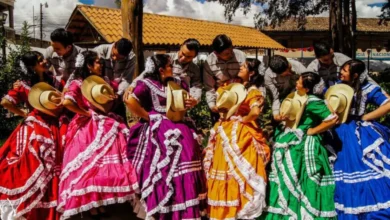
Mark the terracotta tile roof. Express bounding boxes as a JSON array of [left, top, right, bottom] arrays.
[[262, 17, 390, 32], [69, 5, 284, 49]]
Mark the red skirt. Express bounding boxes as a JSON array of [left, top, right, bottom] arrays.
[[0, 110, 68, 220]]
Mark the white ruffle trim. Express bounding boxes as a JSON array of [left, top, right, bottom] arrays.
[[336, 200, 390, 215], [274, 128, 304, 149], [205, 117, 267, 219], [273, 151, 337, 217], [3, 95, 17, 105], [64, 94, 77, 104], [60, 195, 134, 219]]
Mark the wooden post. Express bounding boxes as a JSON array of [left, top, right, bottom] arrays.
[[135, 0, 144, 73], [121, 0, 134, 41], [351, 0, 357, 59], [121, 0, 143, 77]]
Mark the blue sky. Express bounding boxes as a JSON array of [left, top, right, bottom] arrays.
[[79, 0, 94, 4], [368, 3, 386, 7]]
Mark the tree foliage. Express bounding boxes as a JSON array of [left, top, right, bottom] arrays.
[[0, 22, 31, 141], [115, 0, 121, 8], [379, 0, 390, 25], [207, 0, 329, 29], [209, 0, 388, 57]]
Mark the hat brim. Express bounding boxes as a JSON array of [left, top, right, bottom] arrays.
[[284, 91, 308, 129], [166, 81, 186, 122], [217, 83, 247, 120], [28, 82, 62, 117], [325, 84, 354, 123], [81, 75, 114, 113]]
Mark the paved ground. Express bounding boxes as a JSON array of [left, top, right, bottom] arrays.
[[70, 203, 142, 220]]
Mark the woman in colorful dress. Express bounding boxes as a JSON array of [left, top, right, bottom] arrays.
[[57, 51, 138, 219], [332, 60, 390, 219], [203, 60, 270, 219], [0, 51, 65, 220], [263, 72, 338, 220], [126, 54, 207, 220]]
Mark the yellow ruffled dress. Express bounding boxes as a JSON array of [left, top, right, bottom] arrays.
[[204, 87, 271, 219]]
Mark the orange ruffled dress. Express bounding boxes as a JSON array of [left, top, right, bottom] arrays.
[[204, 87, 271, 219]]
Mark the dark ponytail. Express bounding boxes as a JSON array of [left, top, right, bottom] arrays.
[[301, 71, 321, 95], [73, 50, 101, 80], [341, 59, 366, 114], [245, 59, 264, 89], [143, 54, 171, 83]]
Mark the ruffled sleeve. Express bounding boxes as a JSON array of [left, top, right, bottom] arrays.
[[367, 86, 389, 107], [307, 99, 336, 122], [131, 80, 150, 103], [64, 79, 82, 105], [247, 88, 264, 109], [3, 81, 30, 105]]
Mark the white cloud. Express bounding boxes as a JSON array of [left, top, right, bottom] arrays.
[[143, 0, 261, 27], [8, 0, 79, 40], [356, 1, 383, 18], [94, 0, 117, 8]]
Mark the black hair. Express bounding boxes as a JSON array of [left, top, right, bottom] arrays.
[[269, 55, 289, 74], [115, 38, 133, 57], [313, 41, 332, 58], [20, 51, 45, 85], [340, 59, 366, 114], [182, 38, 200, 55], [301, 72, 321, 95], [144, 54, 171, 83], [212, 34, 232, 53], [50, 28, 74, 47], [246, 59, 264, 89], [74, 50, 101, 80]]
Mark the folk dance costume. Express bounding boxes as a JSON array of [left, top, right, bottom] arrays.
[[264, 94, 337, 219], [204, 84, 270, 220], [127, 78, 207, 219], [0, 80, 66, 220], [332, 82, 390, 219], [57, 76, 138, 219]]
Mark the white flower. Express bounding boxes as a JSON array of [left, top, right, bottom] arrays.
[[75, 53, 85, 68]]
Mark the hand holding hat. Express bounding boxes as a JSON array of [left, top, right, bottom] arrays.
[[325, 84, 354, 123], [81, 75, 115, 113], [216, 83, 246, 120], [280, 91, 308, 129], [166, 81, 189, 122], [28, 82, 63, 117]]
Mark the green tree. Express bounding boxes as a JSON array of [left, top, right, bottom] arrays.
[[115, 0, 121, 8], [209, 0, 387, 58], [0, 21, 31, 142], [379, 0, 390, 25]]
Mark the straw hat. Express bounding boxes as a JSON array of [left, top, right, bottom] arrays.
[[280, 91, 308, 129], [216, 83, 246, 120], [81, 75, 115, 113], [28, 82, 62, 117], [166, 81, 189, 122], [325, 84, 354, 123]]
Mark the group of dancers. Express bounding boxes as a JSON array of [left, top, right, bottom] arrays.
[[0, 29, 389, 220]]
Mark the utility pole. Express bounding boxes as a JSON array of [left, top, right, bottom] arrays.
[[33, 6, 35, 41], [40, 3, 43, 47]]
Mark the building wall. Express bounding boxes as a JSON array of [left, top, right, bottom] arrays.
[[264, 31, 389, 50], [263, 31, 329, 48]]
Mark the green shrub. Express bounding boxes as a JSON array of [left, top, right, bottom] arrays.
[[0, 22, 31, 142]]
